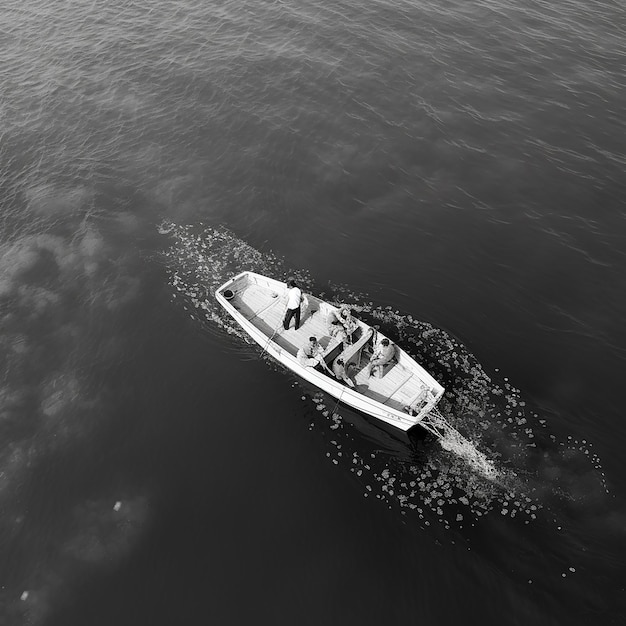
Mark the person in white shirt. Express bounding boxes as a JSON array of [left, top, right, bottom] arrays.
[[366, 338, 396, 377], [297, 336, 333, 374], [283, 277, 302, 330]]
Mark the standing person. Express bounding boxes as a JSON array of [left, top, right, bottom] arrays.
[[283, 277, 302, 330]]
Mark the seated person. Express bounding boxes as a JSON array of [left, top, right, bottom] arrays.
[[329, 306, 358, 344], [328, 319, 348, 343], [366, 338, 396, 377], [332, 357, 355, 388], [297, 336, 333, 375]]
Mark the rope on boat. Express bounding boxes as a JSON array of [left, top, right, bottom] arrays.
[[330, 384, 346, 417], [260, 317, 284, 357]]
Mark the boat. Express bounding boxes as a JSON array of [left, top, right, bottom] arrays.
[[215, 271, 446, 435]]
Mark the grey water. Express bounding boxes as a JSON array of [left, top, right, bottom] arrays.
[[1, 1, 625, 624]]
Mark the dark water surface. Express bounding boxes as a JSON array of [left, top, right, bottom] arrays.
[[1, 1, 625, 624]]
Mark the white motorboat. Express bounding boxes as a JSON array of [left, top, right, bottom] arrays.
[[215, 271, 446, 434]]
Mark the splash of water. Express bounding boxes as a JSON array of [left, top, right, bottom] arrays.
[[435, 412, 502, 482]]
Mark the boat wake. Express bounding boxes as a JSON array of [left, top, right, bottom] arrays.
[[161, 222, 610, 536], [432, 409, 502, 482]]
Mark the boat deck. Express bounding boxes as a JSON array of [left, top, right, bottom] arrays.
[[228, 278, 432, 414]]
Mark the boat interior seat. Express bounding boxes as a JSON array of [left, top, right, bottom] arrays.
[[405, 387, 435, 413], [370, 345, 400, 378], [338, 328, 374, 367], [322, 337, 344, 363]]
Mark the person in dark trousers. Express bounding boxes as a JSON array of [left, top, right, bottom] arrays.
[[283, 277, 302, 330]]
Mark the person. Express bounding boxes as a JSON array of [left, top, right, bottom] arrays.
[[283, 277, 302, 330], [332, 357, 355, 388], [297, 336, 333, 374], [366, 337, 396, 377], [329, 306, 358, 343], [328, 319, 348, 343]]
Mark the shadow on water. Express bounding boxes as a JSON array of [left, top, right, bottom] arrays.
[[160, 222, 626, 622]]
